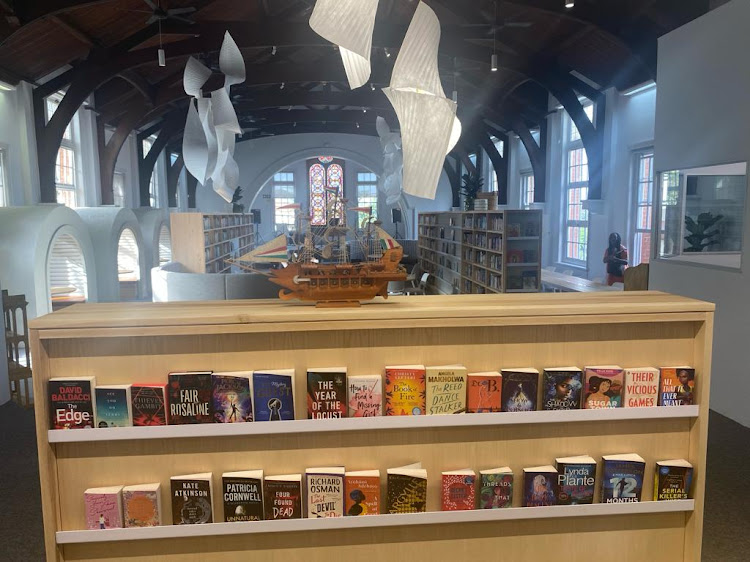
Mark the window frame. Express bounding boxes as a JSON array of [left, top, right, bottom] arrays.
[[48, 91, 80, 208], [0, 145, 8, 207], [630, 149, 655, 265], [272, 171, 296, 231], [356, 171, 378, 226], [520, 170, 534, 209]]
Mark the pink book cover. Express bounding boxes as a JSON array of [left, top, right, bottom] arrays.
[[85, 488, 123, 530]]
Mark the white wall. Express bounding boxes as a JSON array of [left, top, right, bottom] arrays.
[[649, 0, 750, 426], [0, 83, 40, 206]]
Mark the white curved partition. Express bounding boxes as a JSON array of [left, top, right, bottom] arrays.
[[132, 207, 170, 298]]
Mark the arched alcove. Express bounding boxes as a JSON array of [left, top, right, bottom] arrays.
[[158, 224, 172, 264], [47, 232, 88, 311], [117, 227, 141, 301]]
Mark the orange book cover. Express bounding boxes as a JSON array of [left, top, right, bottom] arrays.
[[467, 372, 502, 413], [441, 471, 476, 511], [344, 471, 380, 516], [384, 365, 426, 416]]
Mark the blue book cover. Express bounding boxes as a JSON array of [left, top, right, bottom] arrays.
[[601, 454, 645, 503], [556, 456, 596, 505], [212, 372, 253, 423], [523, 466, 557, 507], [543, 368, 583, 410], [253, 370, 295, 421], [95, 385, 132, 428]]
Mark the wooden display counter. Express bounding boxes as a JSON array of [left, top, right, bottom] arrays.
[[30, 292, 714, 561]]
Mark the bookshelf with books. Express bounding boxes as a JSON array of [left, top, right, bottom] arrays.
[[417, 212, 462, 294], [503, 209, 543, 293]]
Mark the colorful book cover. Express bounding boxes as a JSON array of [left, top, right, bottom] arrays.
[[307, 368, 347, 419], [84, 486, 123, 530], [384, 365, 426, 416], [624, 367, 660, 408], [523, 466, 557, 507], [467, 372, 502, 413], [94, 385, 132, 428], [212, 372, 253, 423], [306, 467, 345, 518], [347, 375, 383, 417], [556, 455, 596, 505], [48, 377, 96, 430], [252, 370, 295, 421], [583, 366, 624, 409], [386, 463, 427, 513], [264, 475, 302, 520], [345, 470, 380, 516], [425, 365, 468, 415], [441, 470, 476, 511], [654, 460, 693, 501], [542, 368, 583, 410], [478, 468, 513, 509], [601, 454, 645, 503], [222, 470, 264, 521], [170, 473, 213, 524], [501, 369, 539, 412], [168, 372, 213, 424], [659, 366, 695, 406], [131, 383, 168, 426], [122, 483, 161, 527]]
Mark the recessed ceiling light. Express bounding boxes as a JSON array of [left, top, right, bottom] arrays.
[[491, 54, 498, 72], [565, 0, 575, 8]]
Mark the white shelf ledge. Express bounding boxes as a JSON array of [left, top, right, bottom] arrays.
[[48, 406, 699, 444], [55, 500, 694, 544]]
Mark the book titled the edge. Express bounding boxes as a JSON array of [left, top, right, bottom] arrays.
[[49, 376, 96, 430], [386, 463, 427, 513]]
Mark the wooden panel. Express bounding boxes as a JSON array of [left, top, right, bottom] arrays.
[[169, 213, 206, 273]]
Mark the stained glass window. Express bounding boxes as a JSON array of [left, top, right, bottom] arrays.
[[309, 157, 345, 226], [309, 163, 326, 226]]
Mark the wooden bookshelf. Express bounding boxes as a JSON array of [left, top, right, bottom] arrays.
[[29, 292, 712, 561], [170, 213, 256, 274], [503, 209, 543, 292]]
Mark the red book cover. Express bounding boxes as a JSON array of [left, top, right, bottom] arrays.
[[131, 383, 168, 426], [441, 471, 476, 511], [48, 377, 96, 429], [306, 368, 347, 419], [467, 372, 502, 413]]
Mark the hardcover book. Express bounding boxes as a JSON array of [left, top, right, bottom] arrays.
[[347, 375, 383, 417], [624, 367, 660, 408], [168, 372, 213, 424], [467, 372, 502, 413], [306, 466, 345, 518], [131, 383, 169, 426], [264, 474, 303, 520], [542, 368, 583, 410], [659, 366, 696, 406], [386, 463, 427, 513], [441, 469, 476, 511], [601, 454, 645, 503], [222, 470, 264, 521], [94, 384, 132, 428], [84, 486, 123, 529], [523, 465, 558, 507], [344, 470, 380, 516], [122, 483, 162, 527], [500, 369, 539, 412], [307, 368, 347, 419], [170, 473, 213, 524], [583, 365, 624, 409], [556, 455, 596, 505], [49, 376, 96, 430], [425, 365, 467, 415], [212, 372, 253, 423], [384, 365, 426, 416], [252, 369, 296, 421], [478, 467, 513, 509], [654, 459, 693, 501]]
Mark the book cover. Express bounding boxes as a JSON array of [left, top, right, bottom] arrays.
[[347, 375, 383, 417], [386, 463, 427, 514], [478, 468, 513, 509], [345, 470, 380, 516], [168, 372, 213, 424], [122, 483, 161, 527], [467, 372, 502, 413], [556, 455, 596, 505], [94, 385, 132, 428], [425, 365, 468, 415], [501, 369, 539, 412], [601, 454, 645, 503], [624, 367, 660, 408], [84, 486, 123, 529], [659, 366, 696, 406], [264, 475, 302, 520], [583, 366, 624, 409], [48, 377, 96, 430], [542, 368, 583, 410], [252, 370, 295, 421], [131, 383, 169, 426], [307, 368, 347, 420], [507, 249, 524, 263], [523, 465, 558, 507], [441, 469, 476, 511], [212, 372, 253, 423], [654, 460, 693, 501], [384, 365, 426, 416], [170, 473, 213, 524], [222, 470, 264, 521], [306, 466, 345, 518]]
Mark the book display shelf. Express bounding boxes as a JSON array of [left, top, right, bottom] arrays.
[[30, 292, 713, 561], [170, 213, 256, 274]]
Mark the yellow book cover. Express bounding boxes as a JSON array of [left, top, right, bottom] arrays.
[[384, 365, 426, 416], [425, 365, 467, 415]]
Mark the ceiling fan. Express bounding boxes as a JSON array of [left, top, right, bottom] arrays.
[[139, 0, 197, 26]]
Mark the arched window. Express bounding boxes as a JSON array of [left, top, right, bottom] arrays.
[[308, 157, 345, 226], [118, 227, 141, 301], [158, 225, 172, 264], [47, 233, 88, 310]]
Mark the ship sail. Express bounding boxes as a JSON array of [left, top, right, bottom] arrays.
[[237, 234, 288, 263], [375, 226, 401, 250]]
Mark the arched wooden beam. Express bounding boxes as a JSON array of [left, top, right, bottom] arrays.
[[186, 173, 198, 209], [442, 156, 461, 209], [137, 111, 183, 207], [167, 153, 184, 209]]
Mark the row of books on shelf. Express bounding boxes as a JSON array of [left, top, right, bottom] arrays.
[[48, 366, 695, 430], [202, 215, 252, 230], [508, 249, 537, 263], [507, 271, 538, 290], [204, 230, 253, 245], [464, 280, 487, 294], [507, 222, 539, 237], [463, 232, 503, 250]]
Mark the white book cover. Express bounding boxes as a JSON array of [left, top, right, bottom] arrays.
[[347, 375, 382, 417], [305, 466, 345, 518]]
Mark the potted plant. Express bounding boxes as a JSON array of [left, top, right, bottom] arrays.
[[460, 172, 484, 211], [231, 186, 245, 214], [684, 212, 723, 252]]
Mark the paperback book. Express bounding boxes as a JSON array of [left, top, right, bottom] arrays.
[[170, 473, 213, 524], [168, 372, 213, 424], [306, 466, 345, 518], [659, 366, 696, 406], [542, 368, 583, 410], [48, 376, 96, 430], [94, 385, 132, 428], [307, 368, 347, 419], [84, 486, 123, 529], [654, 459, 693, 501], [122, 483, 162, 527], [556, 455, 596, 505], [264, 474, 303, 520], [601, 454, 645, 503], [212, 372, 253, 423], [222, 470, 264, 521], [425, 365, 467, 415], [441, 469, 476, 511], [523, 465, 557, 507], [131, 383, 169, 426], [624, 367, 660, 408], [347, 375, 382, 417], [253, 369, 296, 421], [583, 366, 624, 409], [386, 463, 427, 513], [478, 467, 513, 509], [384, 365, 426, 416], [467, 371, 502, 413], [344, 470, 380, 516], [501, 369, 539, 412]]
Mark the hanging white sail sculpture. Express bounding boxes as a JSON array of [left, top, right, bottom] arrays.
[[375, 116, 403, 206], [382, 1, 461, 200], [309, 0, 379, 90]]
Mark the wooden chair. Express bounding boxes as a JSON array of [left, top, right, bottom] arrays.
[[3, 290, 33, 407], [624, 263, 649, 291], [405, 273, 430, 295]]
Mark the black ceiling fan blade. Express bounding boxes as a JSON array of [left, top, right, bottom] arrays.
[[167, 7, 197, 16], [142, 0, 158, 10], [170, 15, 196, 25], [504, 21, 533, 28], [145, 14, 159, 25]]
